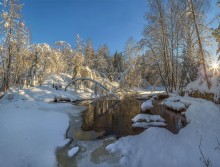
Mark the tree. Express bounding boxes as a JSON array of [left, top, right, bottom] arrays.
[[94, 45, 109, 77], [13, 21, 29, 86], [84, 39, 95, 69], [55, 41, 74, 73], [141, 0, 211, 93], [0, 0, 23, 91], [189, 0, 210, 88], [212, 1, 220, 58]]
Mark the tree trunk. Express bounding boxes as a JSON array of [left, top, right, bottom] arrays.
[[189, 0, 210, 88]]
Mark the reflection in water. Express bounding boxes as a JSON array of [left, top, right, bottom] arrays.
[[80, 96, 186, 138], [56, 95, 187, 167], [56, 140, 78, 167], [81, 97, 143, 138], [143, 100, 187, 134]]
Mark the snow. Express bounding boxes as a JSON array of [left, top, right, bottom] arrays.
[[140, 99, 153, 111], [163, 101, 186, 111], [163, 96, 186, 111], [132, 122, 167, 129], [68, 146, 79, 157], [0, 73, 90, 167], [132, 113, 166, 129], [1, 72, 220, 167], [106, 96, 220, 167], [185, 76, 220, 102], [4, 73, 93, 102], [0, 100, 70, 167], [132, 114, 165, 123]]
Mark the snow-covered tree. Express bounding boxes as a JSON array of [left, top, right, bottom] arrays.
[[55, 41, 74, 73], [84, 39, 95, 69], [0, 0, 23, 91], [94, 45, 109, 77]]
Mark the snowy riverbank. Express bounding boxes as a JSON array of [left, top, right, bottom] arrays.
[[106, 95, 220, 167], [0, 74, 90, 167]]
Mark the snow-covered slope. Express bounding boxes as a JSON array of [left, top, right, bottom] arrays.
[[185, 76, 220, 102], [3, 73, 94, 102]]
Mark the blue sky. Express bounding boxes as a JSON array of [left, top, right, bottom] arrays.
[[23, 0, 146, 53], [22, 0, 219, 54]]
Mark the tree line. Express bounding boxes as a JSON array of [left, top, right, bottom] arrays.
[[0, 0, 219, 94]]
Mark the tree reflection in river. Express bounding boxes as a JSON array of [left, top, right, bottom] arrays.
[[81, 97, 143, 138], [80, 96, 186, 138]]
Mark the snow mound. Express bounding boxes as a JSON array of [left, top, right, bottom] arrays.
[[132, 122, 167, 129], [163, 96, 186, 111], [163, 101, 186, 111], [132, 114, 165, 123], [141, 99, 153, 111], [68, 146, 79, 157]]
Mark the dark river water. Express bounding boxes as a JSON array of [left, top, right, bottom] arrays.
[[75, 95, 186, 138], [56, 94, 187, 167]]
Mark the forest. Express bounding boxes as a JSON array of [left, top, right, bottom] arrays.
[[0, 0, 219, 94]]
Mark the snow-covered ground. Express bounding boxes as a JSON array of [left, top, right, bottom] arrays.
[[0, 97, 73, 167], [185, 76, 220, 102], [106, 95, 220, 167], [0, 74, 92, 167], [1, 73, 220, 167]]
